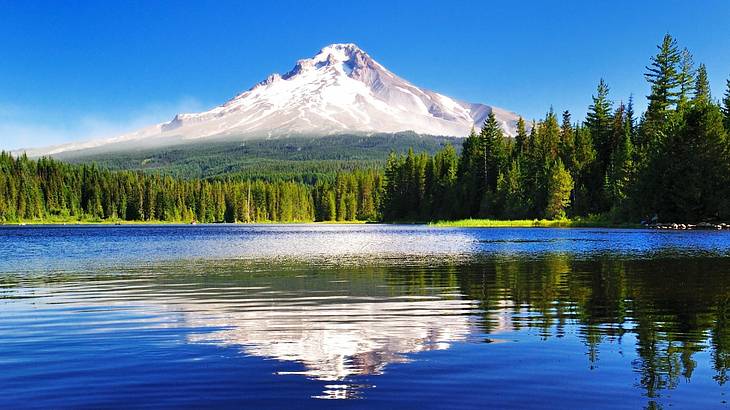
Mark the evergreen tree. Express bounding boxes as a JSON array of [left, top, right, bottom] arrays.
[[586, 79, 614, 174], [456, 127, 485, 216], [693, 64, 711, 105], [545, 160, 574, 219], [626, 95, 636, 139], [657, 102, 729, 221], [478, 112, 507, 216], [559, 110, 575, 167], [722, 77, 730, 131], [645, 34, 682, 121], [514, 117, 528, 157], [606, 117, 635, 210], [539, 108, 561, 161], [497, 160, 524, 219], [584, 79, 613, 212], [677, 48, 695, 110]]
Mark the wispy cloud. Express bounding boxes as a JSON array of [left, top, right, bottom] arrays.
[[0, 97, 204, 150]]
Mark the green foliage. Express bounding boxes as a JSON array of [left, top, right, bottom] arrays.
[[645, 34, 682, 122], [60, 133, 459, 182], [722, 78, 730, 131], [0, 153, 321, 223], [654, 103, 728, 221], [677, 47, 696, 110], [545, 160, 574, 219], [693, 64, 711, 106]]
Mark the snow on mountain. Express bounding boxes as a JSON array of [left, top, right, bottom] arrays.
[[23, 43, 522, 156]]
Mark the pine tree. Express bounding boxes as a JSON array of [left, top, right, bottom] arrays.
[[645, 34, 682, 121], [514, 117, 528, 157], [478, 112, 507, 216], [693, 64, 711, 106], [326, 191, 337, 221], [545, 160, 574, 219], [722, 77, 730, 131], [586, 79, 614, 172], [559, 110, 575, 167], [497, 160, 524, 219], [584, 79, 613, 212], [539, 108, 561, 161], [677, 48, 695, 110], [606, 118, 635, 209], [567, 124, 596, 216], [625, 95, 636, 142], [658, 102, 729, 221], [456, 127, 485, 217]]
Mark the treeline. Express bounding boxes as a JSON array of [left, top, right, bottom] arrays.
[[383, 34, 730, 223], [0, 153, 382, 223]]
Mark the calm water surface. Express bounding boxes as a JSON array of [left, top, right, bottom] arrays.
[[1, 225, 729, 409]]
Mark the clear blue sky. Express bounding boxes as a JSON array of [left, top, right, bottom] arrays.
[[1, 0, 729, 150]]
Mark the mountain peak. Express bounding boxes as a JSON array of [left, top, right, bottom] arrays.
[[22, 44, 523, 157], [318, 42, 364, 54], [283, 43, 370, 80]]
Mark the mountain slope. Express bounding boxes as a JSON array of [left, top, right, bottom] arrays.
[[24, 43, 522, 157], [58, 134, 461, 181]]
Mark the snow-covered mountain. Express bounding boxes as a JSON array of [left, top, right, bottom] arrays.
[[24, 43, 522, 156]]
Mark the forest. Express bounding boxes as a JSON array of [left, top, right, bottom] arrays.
[[0, 152, 383, 223], [58, 133, 458, 182], [1, 34, 729, 224], [382, 34, 730, 223]]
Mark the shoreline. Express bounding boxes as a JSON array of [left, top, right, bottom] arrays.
[[0, 218, 640, 228], [3, 219, 726, 230]]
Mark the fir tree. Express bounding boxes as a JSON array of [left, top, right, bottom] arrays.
[[559, 110, 575, 167], [481, 112, 506, 187], [586, 79, 614, 173], [722, 77, 730, 131], [514, 117, 528, 157], [645, 34, 682, 120], [693, 64, 711, 106], [677, 48, 696, 110], [545, 160, 573, 219], [625, 95, 636, 141], [606, 118, 635, 209]]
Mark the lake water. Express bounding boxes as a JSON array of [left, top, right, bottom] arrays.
[[1, 225, 729, 409]]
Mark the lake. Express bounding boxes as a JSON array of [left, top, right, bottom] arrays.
[[1, 225, 729, 409]]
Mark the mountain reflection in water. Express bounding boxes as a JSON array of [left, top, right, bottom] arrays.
[[1, 226, 730, 408]]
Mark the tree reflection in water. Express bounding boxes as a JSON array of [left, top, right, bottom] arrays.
[[452, 255, 730, 408], [7, 253, 728, 406]]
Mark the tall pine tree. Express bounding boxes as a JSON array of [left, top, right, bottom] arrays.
[[693, 64, 711, 105], [645, 34, 682, 122]]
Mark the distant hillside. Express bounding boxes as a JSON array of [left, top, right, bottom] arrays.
[[58, 133, 461, 182]]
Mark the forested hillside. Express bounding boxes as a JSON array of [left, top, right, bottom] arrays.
[[2, 34, 729, 225], [57, 133, 459, 182]]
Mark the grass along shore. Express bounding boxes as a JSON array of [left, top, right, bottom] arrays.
[[428, 217, 642, 228]]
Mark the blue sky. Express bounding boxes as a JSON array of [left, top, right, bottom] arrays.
[[1, 0, 729, 149]]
